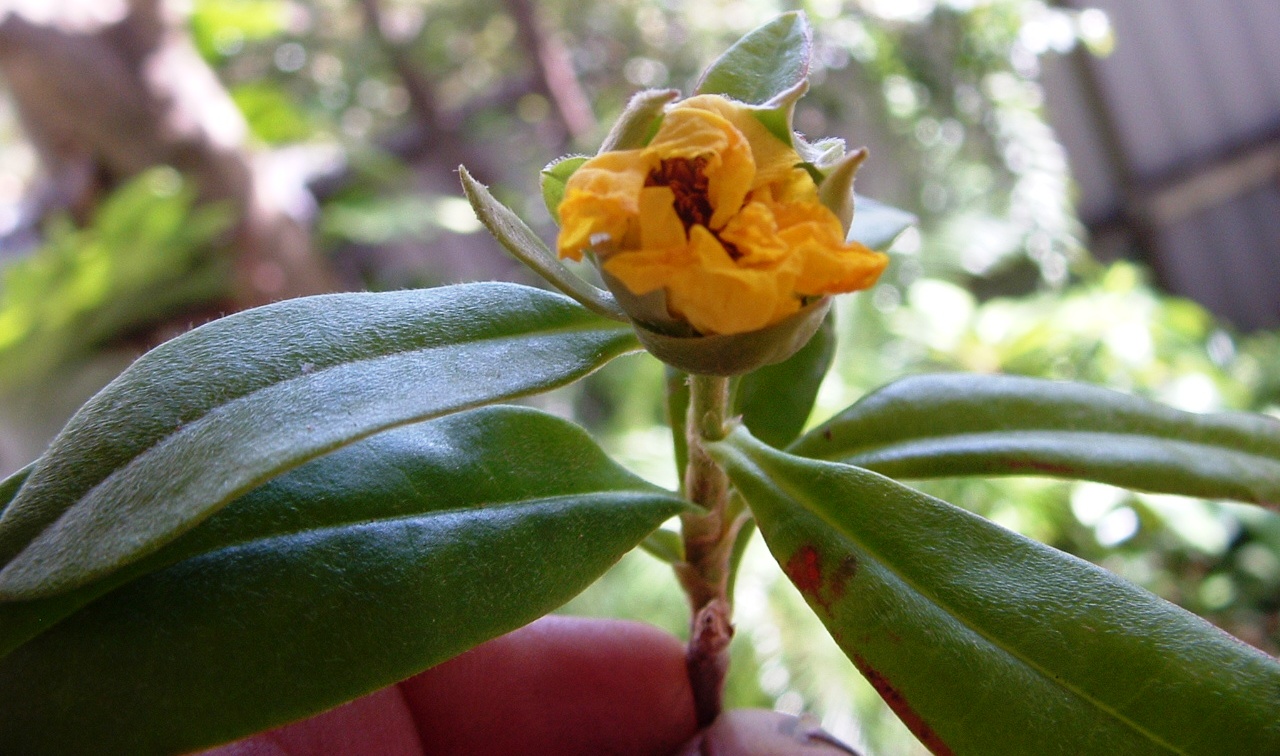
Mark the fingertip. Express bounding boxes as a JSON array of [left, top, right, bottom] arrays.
[[400, 615, 697, 756], [198, 686, 424, 756]]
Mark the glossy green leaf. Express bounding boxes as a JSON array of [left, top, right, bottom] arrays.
[[0, 406, 686, 755], [540, 154, 588, 223], [714, 427, 1280, 754], [0, 283, 638, 600], [735, 309, 836, 448], [848, 194, 916, 251], [695, 11, 812, 106], [791, 373, 1280, 506], [461, 166, 627, 322]]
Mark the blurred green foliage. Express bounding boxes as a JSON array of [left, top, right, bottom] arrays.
[[0, 168, 231, 390]]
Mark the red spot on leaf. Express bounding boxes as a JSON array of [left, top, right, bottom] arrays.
[[785, 545, 823, 596], [785, 546, 858, 613], [1003, 457, 1078, 476], [851, 654, 953, 756]]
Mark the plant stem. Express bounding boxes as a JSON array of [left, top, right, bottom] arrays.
[[677, 373, 738, 727]]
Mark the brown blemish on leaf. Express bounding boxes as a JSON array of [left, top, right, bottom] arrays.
[[851, 654, 954, 756], [1003, 457, 1078, 476], [785, 546, 858, 613], [828, 556, 857, 601], [784, 544, 824, 596]]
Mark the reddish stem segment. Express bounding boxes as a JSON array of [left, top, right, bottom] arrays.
[[677, 374, 735, 726]]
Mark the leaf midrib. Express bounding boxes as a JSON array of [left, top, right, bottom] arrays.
[[184, 489, 680, 562], [78, 320, 637, 509], [1, 323, 637, 598], [843, 428, 1280, 465], [804, 382, 1280, 461], [742, 444, 1186, 754], [25, 316, 633, 517]]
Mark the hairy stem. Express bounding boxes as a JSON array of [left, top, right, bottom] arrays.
[[677, 373, 736, 726]]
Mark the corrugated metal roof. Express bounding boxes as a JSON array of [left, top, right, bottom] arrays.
[[1043, 0, 1280, 329]]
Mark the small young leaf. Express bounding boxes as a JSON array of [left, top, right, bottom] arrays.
[[0, 406, 686, 754], [724, 513, 756, 600], [847, 195, 916, 251], [0, 283, 638, 600], [735, 309, 836, 448], [695, 11, 812, 106], [540, 155, 588, 223], [461, 166, 627, 322], [666, 366, 690, 488], [640, 528, 684, 564], [791, 373, 1280, 507], [714, 428, 1280, 755]]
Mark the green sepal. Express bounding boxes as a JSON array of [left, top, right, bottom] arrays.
[[0, 406, 687, 754], [629, 297, 832, 377], [714, 427, 1280, 755], [461, 165, 627, 322], [817, 148, 867, 234], [748, 79, 808, 148], [599, 88, 679, 153], [540, 155, 588, 223]]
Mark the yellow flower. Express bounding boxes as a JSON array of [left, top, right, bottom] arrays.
[[556, 94, 888, 336]]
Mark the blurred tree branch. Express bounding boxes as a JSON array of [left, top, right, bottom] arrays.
[[501, 0, 595, 142], [0, 0, 337, 311]]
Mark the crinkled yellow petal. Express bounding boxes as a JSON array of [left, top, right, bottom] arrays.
[[638, 186, 688, 250], [602, 244, 692, 297], [793, 239, 888, 294], [645, 107, 754, 230], [556, 150, 652, 260], [677, 95, 799, 189], [663, 226, 800, 335], [762, 166, 821, 205], [772, 202, 889, 295], [717, 200, 788, 267], [557, 191, 630, 261], [554, 92, 887, 337]]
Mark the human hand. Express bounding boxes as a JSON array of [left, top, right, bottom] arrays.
[[200, 615, 696, 756], [200, 615, 859, 755]]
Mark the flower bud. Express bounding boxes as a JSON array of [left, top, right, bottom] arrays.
[[554, 93, 887, 375]]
